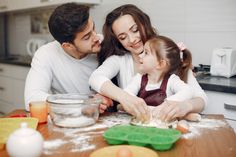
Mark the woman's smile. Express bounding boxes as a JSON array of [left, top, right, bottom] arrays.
[[131, 40, 142, 49]]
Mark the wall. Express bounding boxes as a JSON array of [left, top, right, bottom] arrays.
[[7, 8, 53, 56], [90, 0, 236, 65], [6, 0, 236, 66]]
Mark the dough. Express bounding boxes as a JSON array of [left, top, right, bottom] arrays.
[[130, 115, 177, 129], [130, 106, 177, 128]]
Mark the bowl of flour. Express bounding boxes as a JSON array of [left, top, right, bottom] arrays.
[[46, 93, 102, 128]]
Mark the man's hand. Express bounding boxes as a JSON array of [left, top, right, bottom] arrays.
[[94, 94, 113, 113], [99, 104, 109, 113]]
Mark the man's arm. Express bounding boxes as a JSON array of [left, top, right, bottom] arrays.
[[24, 50, 52, 111]]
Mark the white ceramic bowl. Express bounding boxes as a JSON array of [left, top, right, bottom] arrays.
[[46, 94, 102, 128]]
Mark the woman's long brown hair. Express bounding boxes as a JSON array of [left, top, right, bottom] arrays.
[[98, 4, 158, 65]]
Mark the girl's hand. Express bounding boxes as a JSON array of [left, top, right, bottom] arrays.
[[153, 100, 192, 122], [119, 94, 150, 122]]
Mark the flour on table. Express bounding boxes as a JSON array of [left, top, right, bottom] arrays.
[[44, 112, 230, 154], [188, 118, 227, 128], [182, 117, 228, 139], [43, 112, 132, 155], [43, 139, 67, 155], [71, 144, 96, 152], [44, 139, 66, 149], [128, 113, 229, 139], [43, 132, 98, 155], [70, 134, 96, 153]]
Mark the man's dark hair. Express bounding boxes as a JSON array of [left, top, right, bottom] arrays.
[[48, 3, 90, 44]]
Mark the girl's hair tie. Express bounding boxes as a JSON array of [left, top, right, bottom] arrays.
[[177, 42, 186, 51], [177, 42, 186, 61]]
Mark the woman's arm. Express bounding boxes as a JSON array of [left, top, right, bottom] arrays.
[[153, 97, 205, 122], [166, 74, 194, 101], [100, 80, 149, 121], [186, 70, 208, 106], [173, 69, 207, 114], [89, 55, 120, 93], [153, 71, 207, 121], [124, 73, 142, 96], [89, 56, 149, 120], [184, 97, 205, 113]]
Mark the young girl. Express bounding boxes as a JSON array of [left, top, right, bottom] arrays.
[[124, 36, 194, 108]]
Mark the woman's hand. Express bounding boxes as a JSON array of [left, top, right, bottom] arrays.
[[119, 93, 150, 122], [152, 100, 193, 122], [94, 94, 113, 113]]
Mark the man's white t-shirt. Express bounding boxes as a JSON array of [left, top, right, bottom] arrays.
[[24, 41, 98, 111]]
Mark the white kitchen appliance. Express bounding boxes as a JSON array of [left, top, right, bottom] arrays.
[[26, 38, 47, 57], [210, 47, 236, 78]]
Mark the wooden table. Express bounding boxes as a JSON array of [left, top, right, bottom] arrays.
[[1, 109, 236, 157]]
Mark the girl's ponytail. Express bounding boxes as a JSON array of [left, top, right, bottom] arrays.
[[177, 49, 192, 82]]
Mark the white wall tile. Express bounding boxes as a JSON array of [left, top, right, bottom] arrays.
[[186, 0, 236, 32], [186, 32, 236, 65]]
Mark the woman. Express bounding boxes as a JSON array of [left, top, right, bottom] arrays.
[[89, 4, 207, 121]]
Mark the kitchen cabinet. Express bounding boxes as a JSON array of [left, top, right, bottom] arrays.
[[202, 90, 236, 132], [0, 63, 30, 114], [3, 0, 39, 12], [0, 0, 101, 12], [0, 0, 7, 12]]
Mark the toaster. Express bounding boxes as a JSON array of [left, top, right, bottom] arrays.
[[210, 47, 236, 78]]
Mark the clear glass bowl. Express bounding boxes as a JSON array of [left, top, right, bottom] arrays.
[[46, 93, 102, 128]]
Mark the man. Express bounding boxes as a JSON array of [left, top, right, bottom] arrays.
[[24, 3, 110, 111]]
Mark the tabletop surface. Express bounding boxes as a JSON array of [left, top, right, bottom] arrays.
[[1, 110, 236, 157]]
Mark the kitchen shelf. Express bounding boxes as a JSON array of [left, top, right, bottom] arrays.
[[0, 0, 101, 13]]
